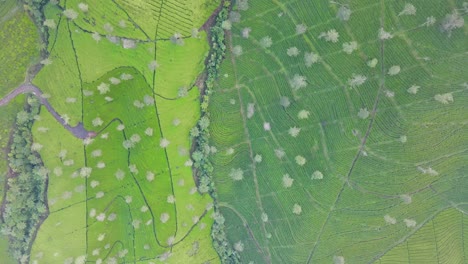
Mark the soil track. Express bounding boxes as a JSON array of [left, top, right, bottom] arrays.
[[0, 83, 95, 139]]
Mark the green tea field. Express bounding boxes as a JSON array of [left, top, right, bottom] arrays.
[[209, 0, 468, 263], [23, 0, 220, 263], [0, 0, 467, 263]]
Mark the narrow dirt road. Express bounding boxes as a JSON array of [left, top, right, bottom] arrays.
[[0, 83, 95, 139]]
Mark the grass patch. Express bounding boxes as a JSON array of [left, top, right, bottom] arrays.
[[0, 0, 18, 21], [66, 0, 149, 40]]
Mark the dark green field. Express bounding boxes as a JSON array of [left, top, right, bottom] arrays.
[[209, 0, 468, 263]]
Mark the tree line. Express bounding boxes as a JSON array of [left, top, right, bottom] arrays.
[[190, 1, 240, 263], [0, 96, 48, 263], [190, 1, 241, 263]]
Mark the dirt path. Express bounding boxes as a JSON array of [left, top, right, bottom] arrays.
[[0, 83, 95, 139]]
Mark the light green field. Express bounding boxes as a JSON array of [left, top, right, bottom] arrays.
[[67, 0, 149, 40], [63, 0, 219, 41], [209, 0, 468, 263], [32, 4, 87, 127], [29, 0, 220, 263], [0, 5, 40, 92], [30, 109, 86, 261], [0, 2, 40, 263]]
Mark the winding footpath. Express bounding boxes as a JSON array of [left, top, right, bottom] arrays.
[[0, 83, 95, 139]]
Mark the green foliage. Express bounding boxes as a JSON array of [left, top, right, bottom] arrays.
[[0, 5, 41, 263], [190, 2, 241, 263], [21, 0, 49, 27], [1, 97, 47, 262]]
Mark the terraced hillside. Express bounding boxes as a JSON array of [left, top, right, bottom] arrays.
[[17, 0, 221, 263], [210, 0, 467, 263]]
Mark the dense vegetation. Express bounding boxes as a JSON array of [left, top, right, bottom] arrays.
[[1, 97, 47, 263], [21, 0, 48, 27], [191, 1, 240, 263], [0, 2, 41, 262]]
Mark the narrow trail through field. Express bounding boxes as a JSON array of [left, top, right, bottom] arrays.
[[0, 83, 95, 139]]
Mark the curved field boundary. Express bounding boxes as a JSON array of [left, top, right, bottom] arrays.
[[27, 0, 221, 262], [0, 83, 95, 139]]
